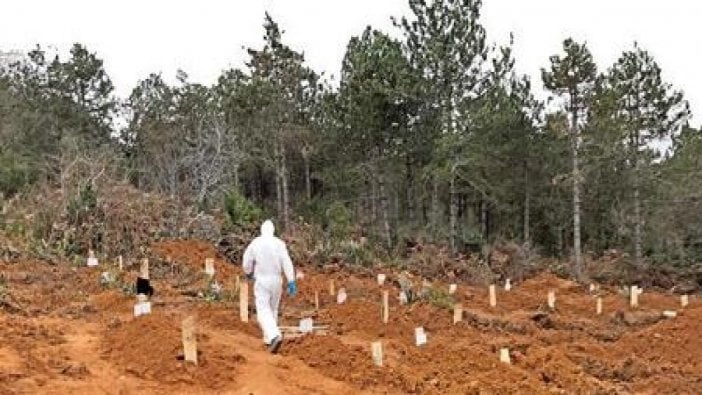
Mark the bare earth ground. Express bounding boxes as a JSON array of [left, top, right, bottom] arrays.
[[0, 239, 700, 394]]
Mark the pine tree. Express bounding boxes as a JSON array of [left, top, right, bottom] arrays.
[[542, 38, 597, 280]]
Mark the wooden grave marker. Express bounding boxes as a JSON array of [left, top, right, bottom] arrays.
[[182, 316, 198, 364], [337, 288, 347, 304], [630, 285, 639, 308], [399, 290, 408, 305], [547, 291, 556, 310], [204, 258, 215, 276], [118, 255, 123, 271], [415, 327, 427, 346], [453, 303, 463, 324], [377, 273, 386, 286], [504, 278, 512, 292], [681, 294, 689, 308], [381, 290, 389, 324], [140, 258, 150, 280], [596, 297, 603, 315], [314, 291, 320, 310], [134, 294, 151, 317], [499, 348, 511, 364], [371, 341, 383, 367], [489, 284, 497, 308], [240, 281, 249, 322], [329, 280, 335, 297], [87, 249, 98, 267], [448, 283, 457, 294]]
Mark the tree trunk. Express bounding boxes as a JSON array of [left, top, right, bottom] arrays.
[[431, 175, 439, 236], [233, 163, 240, 192], [523, 163, 530, 244], [303, 148, 312, 201], [275, 144, 283, 222], [394, 189, 400, 226], [378, 169, 392, 249], [371, 172, 377, 223], [168, 165, 177, 200], [281, 142, 290, 230], [449, 164, 458, 253], [571, 106, 583, 280], [480, 199, 488, 241], [632, 132, 643, 268], [406, 156, 415, 225]]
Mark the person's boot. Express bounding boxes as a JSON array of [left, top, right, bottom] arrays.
[[268, 335, 282, 354]]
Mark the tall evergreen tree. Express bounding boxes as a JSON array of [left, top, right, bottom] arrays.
[[337, 26, 417, 247], [395, 0, 492, 251], [606, 43, 689, 267], [542, 38, 597, 280]]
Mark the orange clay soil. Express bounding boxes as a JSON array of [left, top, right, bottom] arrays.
[[0, 239, 700, 394]]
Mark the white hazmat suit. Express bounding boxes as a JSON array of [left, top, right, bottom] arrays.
[[242, 220, 295, 344]]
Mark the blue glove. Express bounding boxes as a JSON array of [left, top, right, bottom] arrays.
[[287, 281, 297, 297]]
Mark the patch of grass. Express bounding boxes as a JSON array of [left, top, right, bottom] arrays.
[[199, 275, 223, 303], [422, 287, 455, 310]]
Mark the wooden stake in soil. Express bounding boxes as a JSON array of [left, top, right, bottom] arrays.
[[337, 288, 347, 304], [381, 290, 389, 324], [489, 284, 497, 308], [133, 294, 151, 317], [453, 303, 463, 324], [499, 348, 511, 364], [630, 285, 639, 308], [377, 273, 386, 286], [449, 283, 457, 295], [681, 294, 689, 308], [415, 327, 427, 346], [204, 258, 215, 277], [371, 341, 383, 367], [547, 291, 556, 310], [596, 297, 603, 315], [399, 290, 408, 305], [87, 249, 98, 267], [140, 258, 150, 280], [239, 281, 249, 322], [504, 279, 512, 292], [182, 316, 198, 364], [118, 255, 123, 271], [329, 280, 335, 297], [314, 291, 320, 310]]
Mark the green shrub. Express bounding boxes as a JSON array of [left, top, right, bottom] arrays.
[[223, 190, 262, 229], [423, 287, 455, 310], [0, 151, 37, 197], [67, 183, 98, 225], [325, 201, 352, 241], [339, 240, 374, 266]]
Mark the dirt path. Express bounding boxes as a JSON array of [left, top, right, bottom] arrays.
[[0, 313, 366, 394]]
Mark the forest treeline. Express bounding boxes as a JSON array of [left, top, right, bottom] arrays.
[[1, 0, 701, 273]]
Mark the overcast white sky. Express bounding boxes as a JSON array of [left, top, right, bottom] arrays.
[[1, 0, 700, 126]]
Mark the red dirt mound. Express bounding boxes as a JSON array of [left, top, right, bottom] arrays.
[[102, 312, 245, 389], [151, 239, 238, 278]]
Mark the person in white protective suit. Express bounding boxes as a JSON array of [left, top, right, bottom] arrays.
[[242, 220, 297, 354]]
